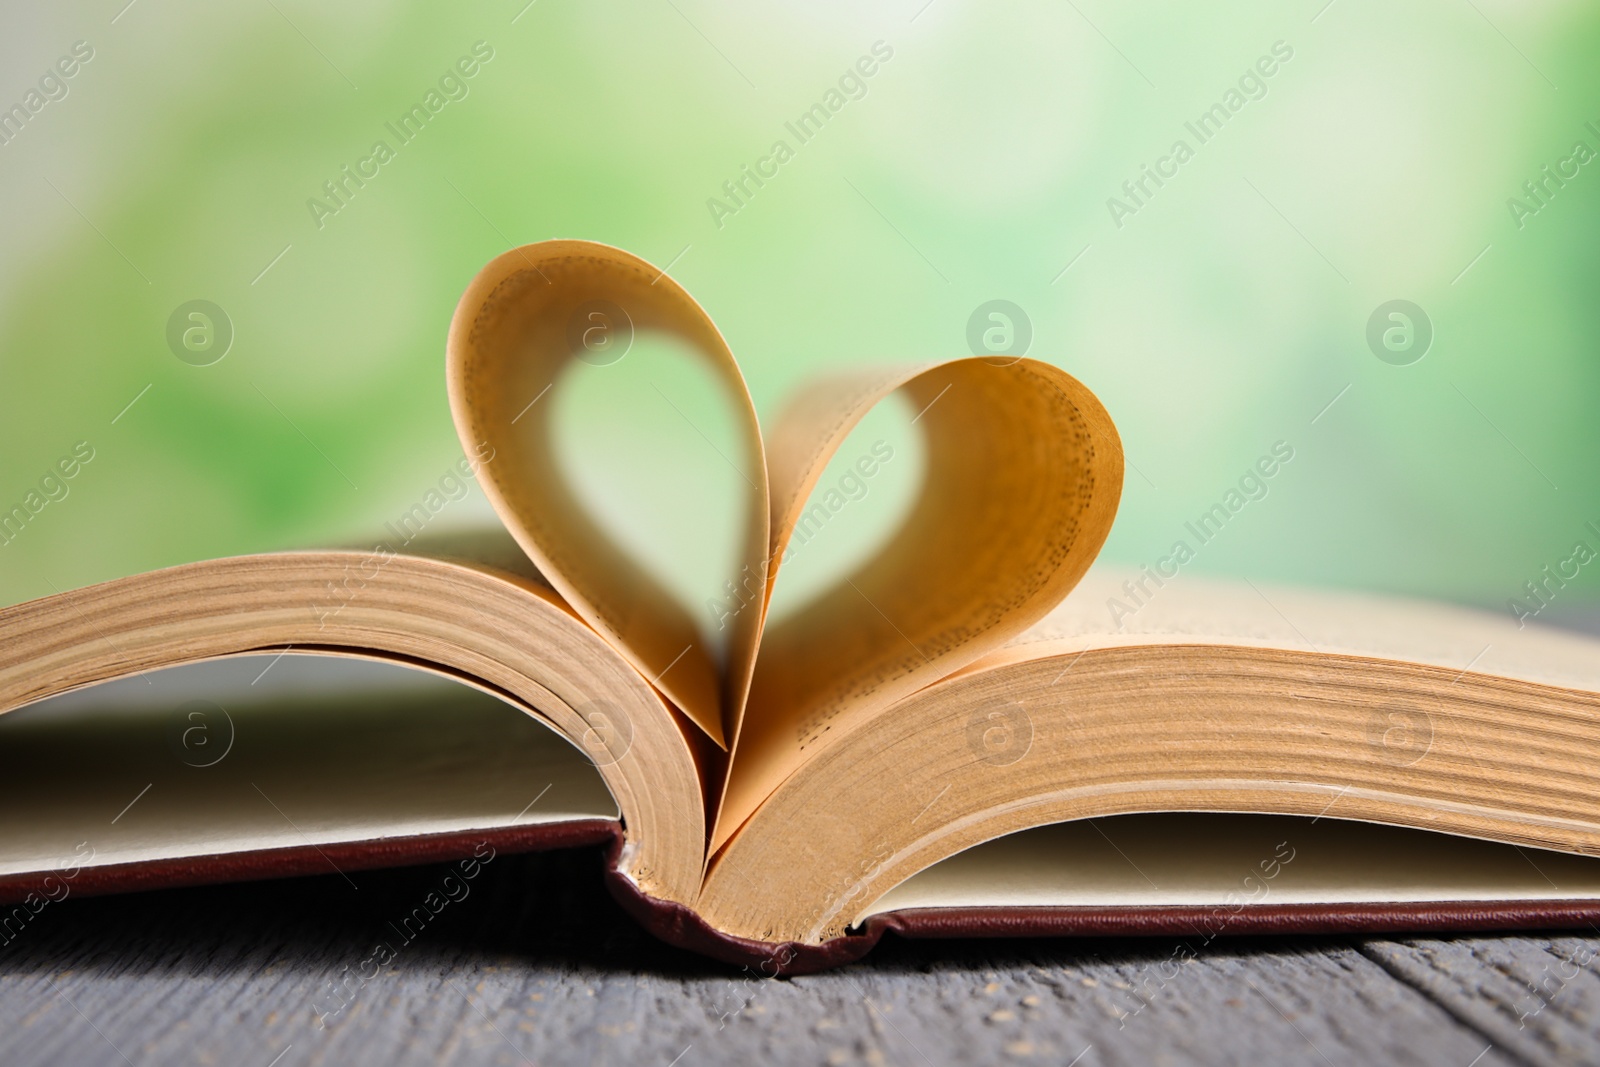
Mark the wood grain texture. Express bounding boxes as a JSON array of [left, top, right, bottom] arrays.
[[1363, 936, 1600, 1067], [0, 844, 1586, 1066]]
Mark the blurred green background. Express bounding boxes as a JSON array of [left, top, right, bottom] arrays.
[[2, 0, 1597, 634]]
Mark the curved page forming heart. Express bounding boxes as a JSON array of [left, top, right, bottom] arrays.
[[715, 357, 1124, 849], [448, 241, 1124, 848], [447, 241, 770, 748]]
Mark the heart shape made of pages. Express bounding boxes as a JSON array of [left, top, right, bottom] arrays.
[[447, 241, 1123, 848]]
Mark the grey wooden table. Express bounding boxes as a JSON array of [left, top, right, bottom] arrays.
[[2, 846, 1596, 1067]]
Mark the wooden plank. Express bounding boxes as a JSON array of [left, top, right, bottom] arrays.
[[837, 938, 1519, 1067], [1364, 936, 1600, 1067], [0, 848, 1546, 1066]]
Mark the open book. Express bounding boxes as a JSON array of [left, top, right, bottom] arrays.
[[6, 240, 1600, 973]]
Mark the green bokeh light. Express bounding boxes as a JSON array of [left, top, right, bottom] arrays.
[[1, 0, 1596, 629]]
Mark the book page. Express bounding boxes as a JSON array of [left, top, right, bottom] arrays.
[[991, 566, 1600, 694], [448, 241, 770, 748], [713, 358, 1123, 850], [863, 813, 1600, 914], [0, 653, 616, 877], [0, 549, 707, 904], [444, 242, 1128, 852], [701, 630, 1600, 941]]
